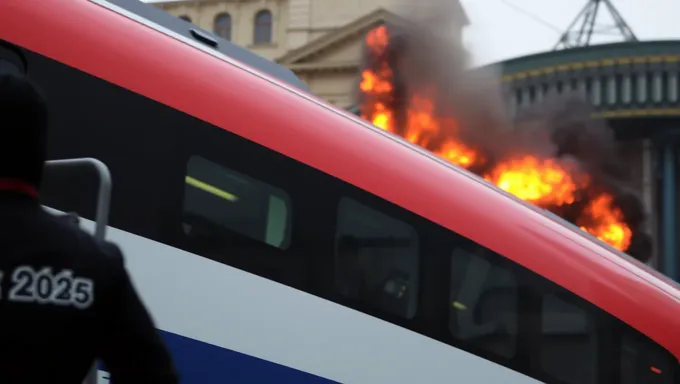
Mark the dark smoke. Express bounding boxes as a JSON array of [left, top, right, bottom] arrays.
[[515, 95, 652, 261], [358, 1, 652, 262]]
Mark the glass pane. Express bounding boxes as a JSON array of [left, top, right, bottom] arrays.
[[621, 330, 675, 384], [449, 247, 518, 359], [182, 155, 291, 249], [334, 198, 419, 318], [540, 294, 597, 383]]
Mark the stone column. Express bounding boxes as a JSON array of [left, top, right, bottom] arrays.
[[641, 139, 656, 266], [659, 139, 678, 280], [287, 0, 312, 50]]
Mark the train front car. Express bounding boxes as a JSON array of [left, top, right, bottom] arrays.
[[1, 1, 679, 383]]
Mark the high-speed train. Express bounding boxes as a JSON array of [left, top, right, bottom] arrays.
[[1, 0, 679, 383]]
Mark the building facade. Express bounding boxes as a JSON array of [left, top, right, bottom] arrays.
[[154, 0, 468, 107]]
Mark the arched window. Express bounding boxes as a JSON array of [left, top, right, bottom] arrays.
[[213, 13, 232, 41], [254, 10, 272, 44], [178, 15, 191, 23]]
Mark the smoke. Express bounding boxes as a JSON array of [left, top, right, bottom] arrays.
[[516, 94, 653, 260], [381, 0, 511, 149], [358, 0, 652, 262]]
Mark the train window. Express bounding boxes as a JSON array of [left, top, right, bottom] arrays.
[[621, 329, 676, 384], [182, 155, 291, 249], [448, 247, 518, 359], [334, 197, 419, 319], [540, 293, 598, 383], [447, 244, 601, 383]]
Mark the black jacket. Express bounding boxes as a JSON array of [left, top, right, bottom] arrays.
[[0, 190, 178, 383]]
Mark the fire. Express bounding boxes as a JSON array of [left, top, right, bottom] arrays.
[[365, 24, 389, 55], [359, 69, 394, 132], [484, 156, 587, 207], [360, 34, 479, 169], [579, 194, 633, 251], [360, 26, 394, 133], [359, 25, 634, 252], [436, 139, 480, 168]]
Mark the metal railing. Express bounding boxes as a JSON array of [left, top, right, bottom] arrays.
[[44, 158, 112, 241], [44, 158, 112, 384]]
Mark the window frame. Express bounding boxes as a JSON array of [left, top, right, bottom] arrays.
[[447, 245, 523, 361], [445, 241, 534, 375], [333, 196, 421, 320], [213, 12, 232, 41], [443, 234, 620, 384], [181, 154, 293, 250], [174, 136, 313, 289], [534, 281, 604, 384], [619, 325, 678, 384], [253, 10, 272, 45]]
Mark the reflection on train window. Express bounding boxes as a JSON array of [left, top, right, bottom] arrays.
[[334, 197, 419, 319], [621, 329, 675, 384], [448, 247, 518, 359], [540, 293, 597, 383], [182, 155, 291, 249]]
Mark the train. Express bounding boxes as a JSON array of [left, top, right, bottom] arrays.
[[0, 0, 678, 382]]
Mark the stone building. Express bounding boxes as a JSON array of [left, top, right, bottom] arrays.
[[153, 0, 469, 107]]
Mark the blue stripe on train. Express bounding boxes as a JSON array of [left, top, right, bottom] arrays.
[[99, 330, 339, 383]]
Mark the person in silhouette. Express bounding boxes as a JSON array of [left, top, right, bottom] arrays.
[[0, 54, 178, 383]]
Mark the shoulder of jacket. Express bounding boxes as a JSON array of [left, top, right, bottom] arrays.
[[43, 211, 126, 265]]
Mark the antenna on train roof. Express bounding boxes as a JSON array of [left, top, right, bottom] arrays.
[[553, 0, 637, 50]]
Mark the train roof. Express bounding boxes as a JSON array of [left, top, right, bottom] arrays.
[[106, 0, 308, 91], [3, 0, 680, 359]]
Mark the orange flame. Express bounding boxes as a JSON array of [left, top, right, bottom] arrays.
[[484, 156, 588, 207], [579, 194, 633, 251], [365, 25, 389, 55], [359, 25, 633, 251], [436, 139, 480, 168], [360, 30, 479, 169]]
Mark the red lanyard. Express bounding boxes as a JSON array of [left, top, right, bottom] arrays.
[[0, 178, 38, 199]]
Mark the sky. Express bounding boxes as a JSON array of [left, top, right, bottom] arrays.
[[462, 0, 680, 65]]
